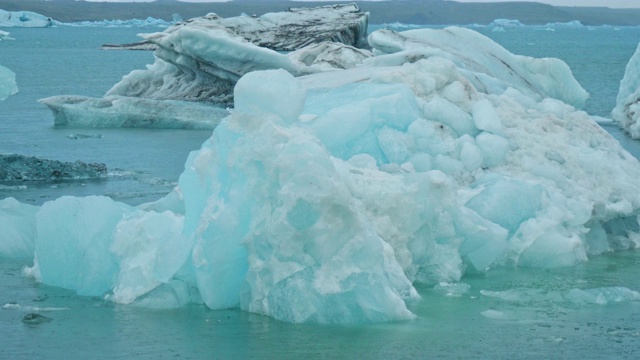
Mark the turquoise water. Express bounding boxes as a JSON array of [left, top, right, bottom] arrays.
[[2, 25, 640, 359]]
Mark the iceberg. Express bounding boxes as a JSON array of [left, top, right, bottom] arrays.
[[8, 26, 640, 324], [489, 19, 525, 28], [101, 4, 368, 52], [612, 43, 640, 138], [0, 154, 107, 181], [0, 10, 54, 28], [543, 20, 584, 29], [40, 4, 370, 129], [39, 95, 229, 129], [0, 64, 17, 100]]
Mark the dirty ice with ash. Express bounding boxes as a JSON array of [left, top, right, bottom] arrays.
[[4, 7, 640, 324]]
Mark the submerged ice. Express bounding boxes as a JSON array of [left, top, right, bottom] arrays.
[[0, 64, 17, 101], [5, 24, 640, 324]]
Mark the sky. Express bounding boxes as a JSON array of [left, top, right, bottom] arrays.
[[82, 0, 640, 8], [454, 0, 640, 8]]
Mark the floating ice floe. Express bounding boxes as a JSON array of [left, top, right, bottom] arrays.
[[7, 24, 640, 324], [489, 19, 525, 28], [543, 20, 584, 29], [40, 4, 370, 129], [40, 96, 229, 130], [0, 154, 107, 182], [0, 29, 13, 40], [0, 64, 17, 100], [612, 43, 640, 138], [0, 9, 54, 28]]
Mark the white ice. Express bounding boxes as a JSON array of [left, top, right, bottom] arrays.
[[0, 64, 17, 100], [0, 30, 13, 41], [0, 10, 54, 28], [5, 26, 640, 324]]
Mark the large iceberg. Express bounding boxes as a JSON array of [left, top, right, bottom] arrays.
[[101, 4, 368, 52], [40, 4, 369, 129], [6, 26, 640, 324], [0, 10, 54, 28], [0, 64, 17, 100], [612, 43, 640, 138]]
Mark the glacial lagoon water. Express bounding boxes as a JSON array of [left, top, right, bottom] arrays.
[[2, 24, 640, 359]]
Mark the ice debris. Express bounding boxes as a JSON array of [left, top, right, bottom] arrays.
[[5, 25, 640, 324]]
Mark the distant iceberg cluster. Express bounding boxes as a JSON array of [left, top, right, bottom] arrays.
[[62, 16, 177, 28], [0, 9, 53, 28], [0, 64, 17, 100], [5, 7, 640, 324]]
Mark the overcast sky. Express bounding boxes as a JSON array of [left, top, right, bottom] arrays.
[[454, 0, 640, 8], [82, 0, 640, 8]]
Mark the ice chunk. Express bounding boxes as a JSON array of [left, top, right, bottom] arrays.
[[466, 176, 543, 233], [459, 141, 483, 172], [475, 132, 509, 167], [566, 287, 640, 305], [32, 197, 131, 296], [422, 96, 477, 136], [0, 198, 38, 258], [111, 210, 190, 304], [368, 27, 588, 108], [288, 42, 372, 71], [0, 30, 13, 41], [472, 99, 504, 135], [234, 69, 306, 123], [518, 228, 588, 268], [0, 64, 18, 101]]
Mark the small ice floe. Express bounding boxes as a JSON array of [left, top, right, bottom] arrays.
[[480, 309, 512, 320], [22, 313, 52, 324], [67, 134, 103, 140], [2, 302, 20, 309]]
